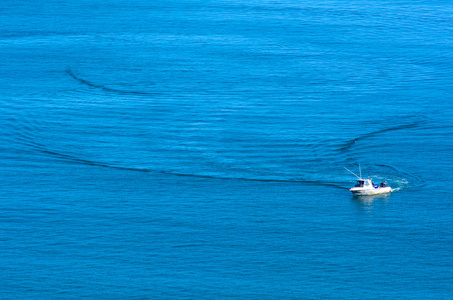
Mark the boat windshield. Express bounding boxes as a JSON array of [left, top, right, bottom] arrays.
[[355, 180, 364, 187]]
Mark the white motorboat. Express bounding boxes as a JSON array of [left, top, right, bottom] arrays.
[[345, 166, 392, 196]]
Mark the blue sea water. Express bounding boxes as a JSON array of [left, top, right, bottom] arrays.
[[1, 0, 452, 298]]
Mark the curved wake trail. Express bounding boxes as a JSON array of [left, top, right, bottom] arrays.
[[66, 68, 158, 96], [338, 120, 427, 152], [31, 141, 348, 188]]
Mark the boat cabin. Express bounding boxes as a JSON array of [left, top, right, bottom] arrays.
[[355, 179, 373, 188]]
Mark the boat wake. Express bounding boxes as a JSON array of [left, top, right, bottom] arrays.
[[13, 120, 420, 192], [32, 143, 348, 189], [66, 68, 158, 96], [7, 71, 429, 192], [338, 118, 428, 153]]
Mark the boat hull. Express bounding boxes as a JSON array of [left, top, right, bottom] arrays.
[[350, 186, 392, 196]]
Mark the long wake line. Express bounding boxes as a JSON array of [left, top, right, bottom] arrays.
[[35, 143, 347, 189]]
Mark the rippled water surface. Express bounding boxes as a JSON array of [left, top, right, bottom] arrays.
[[1, 0, 452, 298]]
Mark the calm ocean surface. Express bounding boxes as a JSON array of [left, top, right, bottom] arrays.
[[1, 0, 452, 298]]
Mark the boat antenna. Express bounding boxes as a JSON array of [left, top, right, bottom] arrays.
[[344, 167, 360, 179]]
